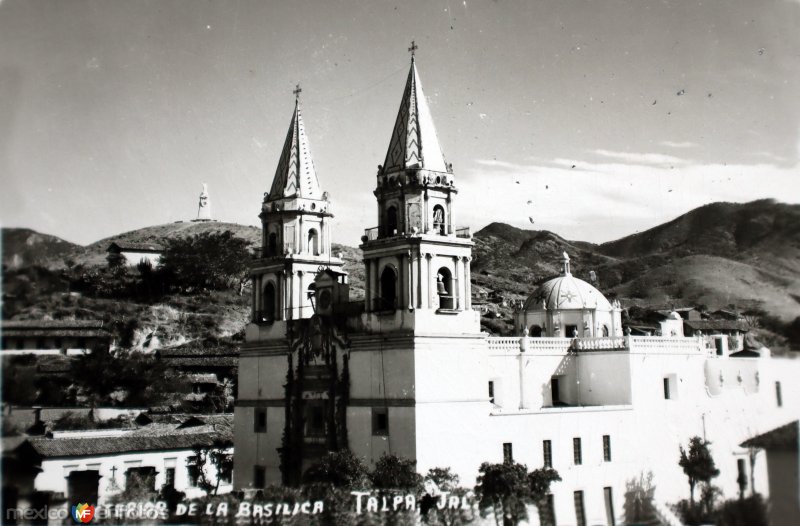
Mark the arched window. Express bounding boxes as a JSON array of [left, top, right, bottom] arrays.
[[433, 205, 446, 235], [267, 233, 277, 257], [379, 266, 397, 311], [602, 325, 609, 337], [436, 267, 454, 310], [386, 206, 398, 236], [529, 325, 543, 337], [262, 282, 276, 322], [307, 229, 319, 255]]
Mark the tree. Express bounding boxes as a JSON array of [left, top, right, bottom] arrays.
[[302, 450, 370, 489], [474, 462, 531, 526], [370, 453, 423, 491], [159, 231, 251, 292], [187, 439, 233, 496], [679, 436, 720, 505], [716, 495, 768, 526], [422, 468, 475, 526], [528, 467, 561, 525], [70, 349, 174, 407]]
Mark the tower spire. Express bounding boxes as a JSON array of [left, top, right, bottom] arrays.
[[267, 89, 322, 201], [381, 48, 448, 175]]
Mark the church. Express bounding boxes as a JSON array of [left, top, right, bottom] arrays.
[[233, 51, 800, 525]]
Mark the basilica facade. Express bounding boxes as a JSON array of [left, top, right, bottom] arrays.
[[233, 54, 800, 525]]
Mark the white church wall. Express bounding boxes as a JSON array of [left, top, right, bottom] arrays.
[[347, 348, 415, 400], [575, 352, 632, 406], [413, 335, 486, 402], [347, 406, 416, 467], [236, 351, 286, 401]]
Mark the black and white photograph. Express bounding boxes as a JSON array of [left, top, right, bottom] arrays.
[[1, 1, 799, 525]]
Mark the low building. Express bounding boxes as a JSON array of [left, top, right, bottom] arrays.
[[155, 340, 239, 385], [741, 421, 799, 526], [8, 414, 233, 508], [684, 319, 751, 355], [106, 241, 164, 268], [1, 320, 109, 354]]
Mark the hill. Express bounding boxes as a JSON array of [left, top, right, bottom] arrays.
[[2, 228, 81, 269], [73, 221, 263, 267], [4, 199, 798, 348], [598, 199, 800, 276]]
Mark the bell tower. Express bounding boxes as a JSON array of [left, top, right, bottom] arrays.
[[250, 86, 343, 328], [360, 46, 478, 334]]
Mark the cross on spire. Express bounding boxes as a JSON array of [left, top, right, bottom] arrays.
[[293, 83, 302, 100], [408, 40, 418, 57]]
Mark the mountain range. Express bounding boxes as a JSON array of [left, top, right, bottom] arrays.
[[3, 199, 799, 344]]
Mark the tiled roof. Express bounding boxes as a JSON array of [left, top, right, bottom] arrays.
[[3, 329, 107, 338], [741, 421, 798, 451], [2, 320, 104, 329], [187, 373, 219, 384], [684, 320, 750, 332], [157, 345, 239, 358], [29, 431, 230, 458], [28, 415, 233, 458], [156, 341, 239, 368], [163, 357, 238, 367], [107, 242, 164, 252]]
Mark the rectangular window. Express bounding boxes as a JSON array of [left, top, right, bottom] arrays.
[[603, 435, 612, 462], [372, 407, 389, 436], [574, 490, 586, 526], [253, 466, 265, 488], [538, 493, 556, 526], [254, 408, 267, 433], [488, 381, 495, 404], [573, 437, 582, 465], [551, 377, 561, 405], [503, 443, 513, 464], [187, 465, 200, 487], [663, 377, 671, 399], [776, 381, 782, 407], [604, 487, 615, 526], [543, 440, 553, 468], [164, 467, 175, 488], [737, 458, 747, 493]]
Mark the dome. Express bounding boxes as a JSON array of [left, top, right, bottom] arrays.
[[523, 252, 612, 311]]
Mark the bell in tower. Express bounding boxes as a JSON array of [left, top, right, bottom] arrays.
[[248, 86, 344, 334], [359, 45, 479, 335]]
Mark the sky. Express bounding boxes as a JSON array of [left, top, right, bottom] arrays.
[[1, 0, 799, 247]]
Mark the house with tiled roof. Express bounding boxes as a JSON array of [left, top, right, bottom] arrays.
[[1, 319, 110, 354], [8, 414, 233, 506], [106, 241, 164, 268], [155, 339, 239, 388]]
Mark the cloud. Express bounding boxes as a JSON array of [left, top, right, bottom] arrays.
[[590, 149, 689, 166], [459, 154, 800, 244], [660, 141, 698, 149]]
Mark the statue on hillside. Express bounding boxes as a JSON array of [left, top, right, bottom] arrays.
[[196, 183, 213, 221]]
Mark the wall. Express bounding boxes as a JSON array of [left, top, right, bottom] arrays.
[[35, 446, 233, 502], [765, 450, 799, 526], [120, 251, 161, 268]]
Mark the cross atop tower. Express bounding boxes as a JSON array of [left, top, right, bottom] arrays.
[[408, 40, 418, 57], [293, 83, 302, 100]]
